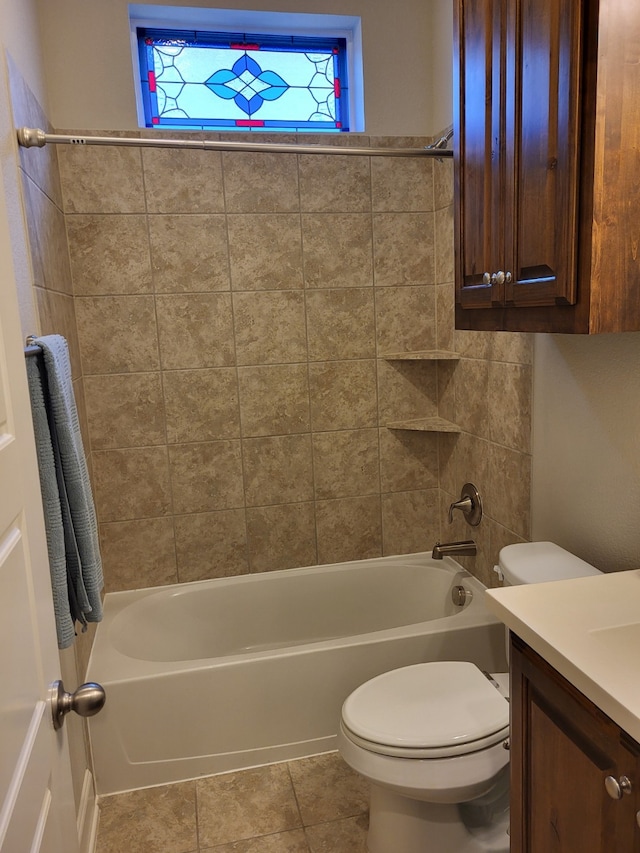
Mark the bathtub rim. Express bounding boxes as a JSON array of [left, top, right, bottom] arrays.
[[88, 552, 500, 684]]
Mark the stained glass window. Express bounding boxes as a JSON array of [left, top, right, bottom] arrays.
[[137, 28, 350, 132]]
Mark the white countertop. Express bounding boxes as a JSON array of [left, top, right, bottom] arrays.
[[485, 570, 640, 743]]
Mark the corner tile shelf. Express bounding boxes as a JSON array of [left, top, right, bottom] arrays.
[[382, 350, 460, 361], [386, 416, 461, 433], [382, 349, 461, 433]]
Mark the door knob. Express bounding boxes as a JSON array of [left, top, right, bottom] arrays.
[[50, 680, 106, 730], [604, 775, 632, 800]]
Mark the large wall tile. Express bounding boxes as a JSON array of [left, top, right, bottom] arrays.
[[34, 289, 82, 378], [67, 214, 152, 295], [99, 518, 178, 591], [302, 214, 373, 289], [22, 176, 72, 294], [453, 358, 490, 439], [149, 214, 230, 293], [142, 148, 225, 213], [163, 368, 240, 443], [174, 510, 249, 581], [381, 489, 439, 555], [168, 441, 244, 514], [75, 295, 159, 374], [228, 214, 303, 291], [233, 291, 307, 365], [246, 502, 317, 572], [299, 154, 371, 213], [155, 293, 235, 369], [84, 372, 165, 449], [92, 446, 172, 522], [312, 429, 380, 500], [309, 361, 378, 431], [375, 285, 436, 354], [486, 444, 531, 539], [435, 206, 454, 284], [58, 145, 145, 214], [371, 156, 434, 212], [243, 434, 314, 506], [223, 151, 299, 213], [315, 495, 382, 563], [376, 360, 438, 424], [373, 213, 435, 286], [238, 364, 310, 436], [488, 362, 532, 452], [306, 289, 375, 361], [379, 428, 438, 492]]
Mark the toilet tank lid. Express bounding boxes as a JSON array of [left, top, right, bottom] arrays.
[[498, 541, 601, 585]]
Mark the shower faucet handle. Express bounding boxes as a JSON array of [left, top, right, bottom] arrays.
[[448, 483, 483, 527]]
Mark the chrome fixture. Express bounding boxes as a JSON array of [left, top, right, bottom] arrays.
[[426, 128, 454, 150], [432, 540, 477, 560], [16, 127, 453, 159], [50, 680, 106, 730], [451, 584, 472, 606], [448, 483, 483, 526]]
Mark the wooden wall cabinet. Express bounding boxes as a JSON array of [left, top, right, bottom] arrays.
[[454, 0, 640, 334], [510, 635, 640, 851]]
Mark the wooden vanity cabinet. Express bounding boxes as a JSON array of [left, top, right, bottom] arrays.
[[453, 0, 640, 334], [510, 634, 640, 852]]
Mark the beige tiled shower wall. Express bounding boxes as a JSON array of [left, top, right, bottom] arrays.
[[49, 130, 532, 593], [56, 132, 447, 591]]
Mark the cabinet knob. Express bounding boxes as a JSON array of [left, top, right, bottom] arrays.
[[482, 271, 491, 285], [605, 775, 632, 799]]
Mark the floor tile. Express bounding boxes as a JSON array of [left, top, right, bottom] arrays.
[[96, 781, 197, 853], [288, 753, 370, 826], [197, 765, 302, 848], [201, 828, 310, 852], [305, 814, 369, 853]]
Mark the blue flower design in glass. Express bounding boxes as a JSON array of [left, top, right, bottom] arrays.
[[137, 29, 349, 132], [207, 55, 289, 116]]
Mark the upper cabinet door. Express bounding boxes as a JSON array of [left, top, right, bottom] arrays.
[[503, 0, 583, 308], [454, 0, 504, 309]]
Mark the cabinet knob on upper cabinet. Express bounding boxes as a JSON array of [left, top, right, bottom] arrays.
[[505, 271, 513, 283], [482, 272, 491, 285], [494, 270, 507, 285], [605, 775, 632, 799]]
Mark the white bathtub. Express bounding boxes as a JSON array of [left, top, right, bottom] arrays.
[[87, 552, 506, 794]]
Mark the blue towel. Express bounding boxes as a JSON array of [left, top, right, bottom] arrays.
[[26, 335, 103, 647]]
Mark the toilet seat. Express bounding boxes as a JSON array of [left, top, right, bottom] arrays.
[[341, 661, 509, 759]]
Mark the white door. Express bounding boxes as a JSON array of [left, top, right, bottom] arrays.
[[0, 166, 79, 848]]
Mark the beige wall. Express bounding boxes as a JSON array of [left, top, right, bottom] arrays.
[[532, 333, 640, 573], [36, 0, 452, 136]]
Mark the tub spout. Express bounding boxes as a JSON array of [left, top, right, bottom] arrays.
[[431, 540, 477, 560]]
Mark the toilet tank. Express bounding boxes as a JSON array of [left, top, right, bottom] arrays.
[[496, 541, 602, 586]]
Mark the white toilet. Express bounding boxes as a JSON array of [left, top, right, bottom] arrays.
[[338, 542, 602, 853]]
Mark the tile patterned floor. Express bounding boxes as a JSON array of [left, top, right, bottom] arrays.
[[95, 752, 370, 853]]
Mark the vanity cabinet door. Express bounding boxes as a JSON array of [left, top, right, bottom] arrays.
[[510, 635, 640, 852]]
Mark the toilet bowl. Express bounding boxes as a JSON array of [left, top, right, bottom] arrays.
[[338, 542, 602, 853]]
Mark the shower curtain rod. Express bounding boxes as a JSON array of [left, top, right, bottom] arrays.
[[16, 127, 453, 158]]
